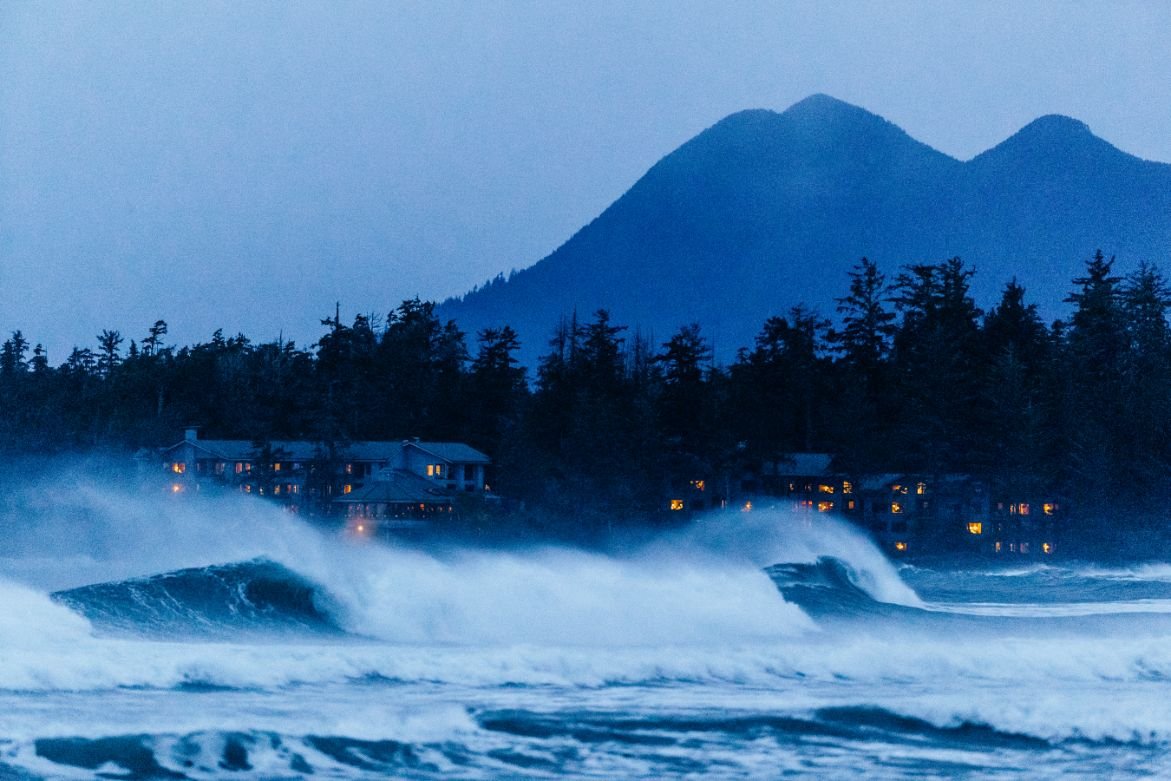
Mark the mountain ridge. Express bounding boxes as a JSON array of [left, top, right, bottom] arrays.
[[440, 95, 1171, 363]]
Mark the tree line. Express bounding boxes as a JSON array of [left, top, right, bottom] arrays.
[[1, 251, 1169, 536]]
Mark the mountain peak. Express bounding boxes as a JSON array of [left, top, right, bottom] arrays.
[[972, 113, 1119, 166]]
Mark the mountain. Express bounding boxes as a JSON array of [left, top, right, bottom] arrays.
[[439, 94, 1171, 363]]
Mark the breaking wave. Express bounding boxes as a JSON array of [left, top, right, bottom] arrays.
[[52, 559, 345, 637]]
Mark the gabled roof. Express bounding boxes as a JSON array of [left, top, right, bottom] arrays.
[[770, 452, 836, 477], [162, 439, 398, 462], [334, 469, 453, 505], [405, 441, 490, 464]]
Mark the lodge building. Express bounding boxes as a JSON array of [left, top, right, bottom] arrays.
[[152, 428, 491, 535]]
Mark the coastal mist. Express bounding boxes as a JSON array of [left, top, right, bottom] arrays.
[[2, 484, 1171, 779]]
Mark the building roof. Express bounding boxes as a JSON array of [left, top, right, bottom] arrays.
[[161, 437, 489, 465], [405, 441, 491, 464], [334, 469, 453, 505], [769, 452, 836, 477]]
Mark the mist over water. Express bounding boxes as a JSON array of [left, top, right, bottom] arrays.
[[4, 469, 1171, 778]]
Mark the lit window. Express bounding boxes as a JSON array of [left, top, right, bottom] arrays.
[[274, 463, 281, 472], [345, 463, 353, 475], [842, 481, 853, 495], [343, 484, 352, 494], [1042, 542, 1053, 554], [967, 522, 983, 535], [916, 482, 926, 495], [1009, 503, 1018, 515], [891, 502, 903, 514], [894, 541, 908, 552], [670, 499, 684, 511], [235, 462, 243, 474], [274, 485, 281, 495], [436, 464, 446, 478], [245, 463, 252, 472], [742, 501, 753, 512], [995, 541, 1002, 553], [426, 464, 435, 477], [817, 501, 834, 513], [1042, 503, 1057, 516], [214, 462, 225, 475], [243, 484, 251, 493], [690, 480, 706, 492], [892, 484, 908, 495], [818, 484, 834, 495], [171, 462, 185, 474], [847, 500, 856, 511], [1019, 503, 1030, 516]]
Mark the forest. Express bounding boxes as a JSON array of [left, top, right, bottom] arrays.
[[1, 251, 1169, 537]]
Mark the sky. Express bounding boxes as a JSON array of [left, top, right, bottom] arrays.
[[3, 0, 1170, 360]]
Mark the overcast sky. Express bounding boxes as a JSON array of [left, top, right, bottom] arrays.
[[3, 1, 1170, 359]]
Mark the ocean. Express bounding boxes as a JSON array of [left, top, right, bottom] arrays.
[[3, 487, 1171, 779]]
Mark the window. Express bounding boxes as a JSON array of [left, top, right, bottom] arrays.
[[235, 462, 243, 474], [916, 482, 927, 495], [892, 484, 908, 495], [742, 501, 753, 512], [842, 481, 853, 495], [1019, 503, 1030, 516], [1042, 503, 1057, 516], [1020, 542, 1030, 554], [894, 541, 908, 552], [691, 479, 706, 492], [670, 499, 684, 511], [274, 485, 281, 495], [818, 484, 834, 495], [891, 502, 903, 515], [817, 501, 834, 513], [1042, 542, 1053, 554], [426, 464, 435, 477], [345, 463, 353, 475], [967, 522, 983, 535], [214, 462, 225, 475], [274, 463, 281, 472], [995, 541, 1002, 553], [171, 462, 186, 474], [343, 484, 352, 494], [436, 464, 446, 478]]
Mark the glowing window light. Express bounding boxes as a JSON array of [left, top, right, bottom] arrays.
[[995, 541, 1002, 553], [967, 522, 983, 535], [343, 484, 352, 494], [842, 481, 853, 495], [742, 501, 753, 512], [171, 462, 185, 474], [891, 502, 903, 514], [817, 501, 834, 513], [1043, 503, 1057, 516], [818, 484, 835, 495], [847, 500, 856, 511], [916, 482, 927, 495], [894, 541, 908, 552], [892, 484, 908, 495], [690, 480, 705, 492], [274, 463, 281, 472], [274, 485, 281, 495], [670, 499, 684, 511], [1019, 503, 1030, 516], [1042, 542, 1053, 554], [426, 464, 435, 477]]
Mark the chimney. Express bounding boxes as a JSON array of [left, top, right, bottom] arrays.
[[185, 426, 200, 443]]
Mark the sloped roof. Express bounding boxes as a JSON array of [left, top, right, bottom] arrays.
[[334, 469, 453, 505], [406, 441, 490, 464], [770, 452, 836, 477], [162, 439, 397, 462]]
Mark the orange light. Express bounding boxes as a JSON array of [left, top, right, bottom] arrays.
[[967, 522, 983, 535], [742, 501, 753, 512], [1042, 542, 1053, 554], [817, 501, 834, 513], [891, 502, 903, 514], [171, 483, 182, 493], [670, 499, 684, 511], [894, 541, 908, 552]]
